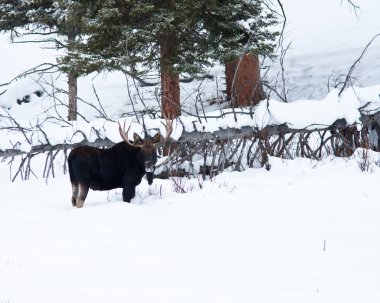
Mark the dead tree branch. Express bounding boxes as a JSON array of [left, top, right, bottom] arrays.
[[338, 33, 380, 96]]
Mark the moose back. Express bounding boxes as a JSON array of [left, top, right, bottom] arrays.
[[68, 120, 172, 208]]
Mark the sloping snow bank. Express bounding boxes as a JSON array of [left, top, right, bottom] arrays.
[[255, 85, 380, 129]]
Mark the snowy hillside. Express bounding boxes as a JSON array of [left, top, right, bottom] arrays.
[[0, 1, 380, 303]]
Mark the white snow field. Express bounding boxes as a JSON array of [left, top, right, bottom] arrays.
[[0, 0, 380, 302], [0, 155, 380, 303], [0, 118, 379, 303]]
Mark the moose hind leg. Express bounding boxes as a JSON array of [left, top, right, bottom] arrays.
[[76, 183, 89, 208], [71, 183, 79, 207]]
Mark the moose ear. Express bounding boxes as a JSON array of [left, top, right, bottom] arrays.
[[152, 133, 163, 144], [133, 133, 144, 145]]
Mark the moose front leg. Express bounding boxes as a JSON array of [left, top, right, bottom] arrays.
[[122, 183, 136, 202]]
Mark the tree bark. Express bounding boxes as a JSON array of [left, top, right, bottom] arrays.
[[67, 26, 78, 121], [159, 13, 181, 119], [225, 53, 265, 108], [67, 73, 77, 121], [160, 63, 180, 119]]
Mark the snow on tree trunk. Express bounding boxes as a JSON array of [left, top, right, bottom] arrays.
[[225, 53, 265, 108]]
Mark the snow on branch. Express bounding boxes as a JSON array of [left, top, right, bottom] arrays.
[[1, 82, 379, 181], [1, 83, 380, 156]]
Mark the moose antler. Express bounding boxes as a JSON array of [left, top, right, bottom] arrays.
[[118, 121, 132, 145], [119, 116, 173, 147], [161, 113, 174, 144], [118, 121, 144, 147]]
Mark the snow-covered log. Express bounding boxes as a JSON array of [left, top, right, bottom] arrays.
[[0, 112, 376, 180], [1, 83, 379, 179], [0, 112, 378, 158]]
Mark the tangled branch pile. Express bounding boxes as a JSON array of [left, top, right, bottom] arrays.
[[2, 110, 379, 182]]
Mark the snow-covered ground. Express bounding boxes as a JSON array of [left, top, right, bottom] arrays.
[[1, 154, 380, 303], [1, 0, 380, 302]]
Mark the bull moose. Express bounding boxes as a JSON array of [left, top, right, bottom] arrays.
[[68, 119, 172, 208]]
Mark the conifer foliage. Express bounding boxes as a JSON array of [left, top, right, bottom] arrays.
[[0, 0, 278, 118], [0, 0, 89, 121]]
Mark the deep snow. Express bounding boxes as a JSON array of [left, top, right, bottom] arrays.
[[1, 155, 380, 302], [1, 0, 380, 302]]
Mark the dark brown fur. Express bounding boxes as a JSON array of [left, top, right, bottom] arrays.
[[68, 135, 160, 208]]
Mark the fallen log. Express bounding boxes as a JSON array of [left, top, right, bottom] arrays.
[[0, 115, 375, 159]]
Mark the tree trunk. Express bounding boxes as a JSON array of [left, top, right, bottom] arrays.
[[160, 63, 180, 119], [159, 18, 180, 119], [67, 26, 78, 121], [160, 35, 180, 159], [67, 73, 77, 121], [225, 53, 265, 108]]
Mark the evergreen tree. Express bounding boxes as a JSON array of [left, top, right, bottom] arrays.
[[60, 0, 278, 117], [0, 0, 89, 121], [201, 0, 278, 107], [65, 0, 217, 118]]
